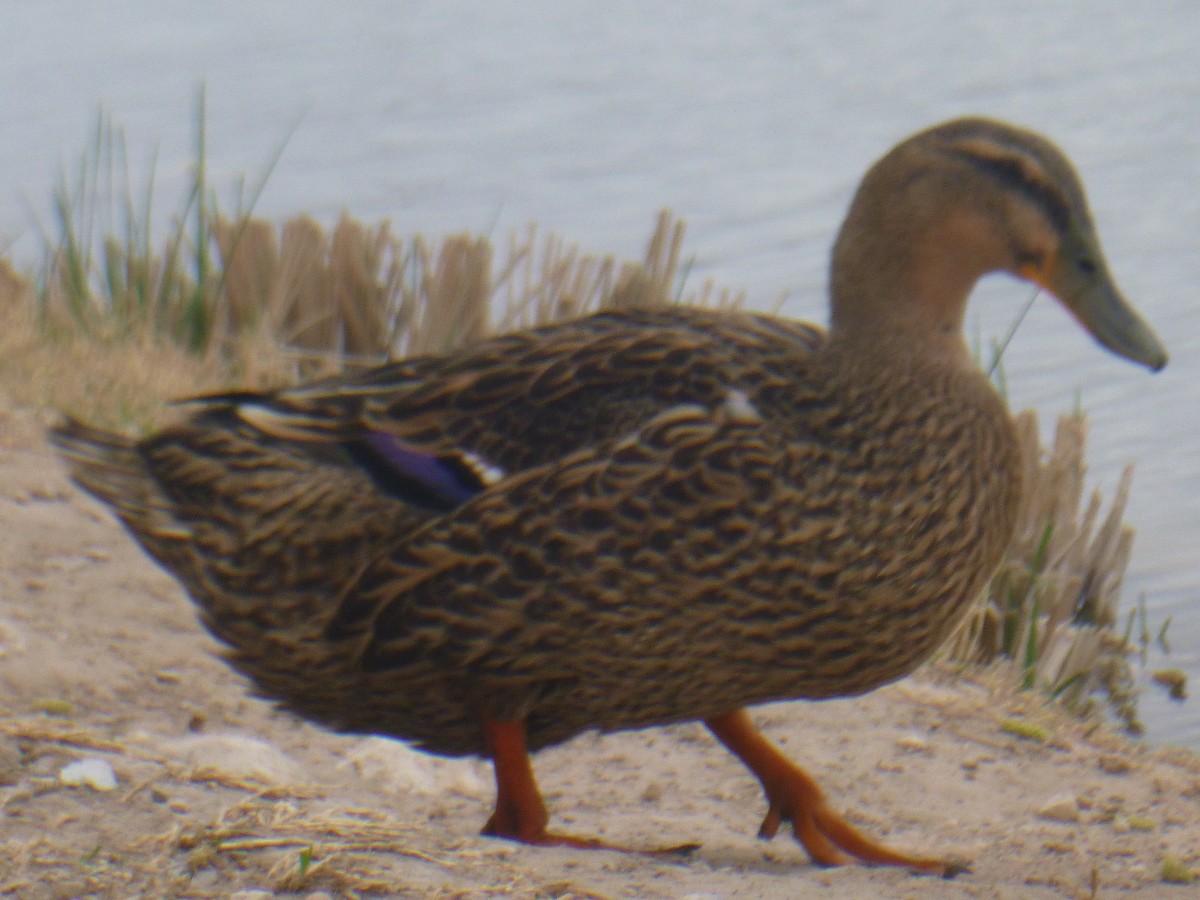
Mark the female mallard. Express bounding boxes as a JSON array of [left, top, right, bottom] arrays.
[[52, 118, 1166, 876]]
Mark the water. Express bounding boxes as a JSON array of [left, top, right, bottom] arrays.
[[2, 1, 1198, 743]]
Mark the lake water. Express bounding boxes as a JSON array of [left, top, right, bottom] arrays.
[[2, 1, 1198, 743]]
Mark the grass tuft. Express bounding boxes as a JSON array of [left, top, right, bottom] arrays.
[[942, 410, 1151, 731]]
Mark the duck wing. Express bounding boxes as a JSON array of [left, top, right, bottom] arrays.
[[195, 307, 823, 513]]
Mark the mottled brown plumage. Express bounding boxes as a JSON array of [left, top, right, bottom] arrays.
[[52, 118, 1166, 874]]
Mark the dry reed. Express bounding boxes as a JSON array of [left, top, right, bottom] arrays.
[[209, 207, 739, 365], [15, 209, 732, 421], [38, 203, 737, 375], [942, 409, 1143, 729]]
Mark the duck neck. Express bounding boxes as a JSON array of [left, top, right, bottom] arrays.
[[827, 188, 1016, 370]]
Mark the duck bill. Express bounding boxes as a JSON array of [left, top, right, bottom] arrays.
[[1024, 229, 1168, 372]]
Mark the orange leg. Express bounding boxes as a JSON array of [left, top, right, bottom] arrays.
[[706, 709, 963, 877], [481, 717, 604, 848], [480, 717, 699, 855]]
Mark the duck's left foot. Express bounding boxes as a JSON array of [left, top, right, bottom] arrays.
[[707, 709, 966, 878], [482, 716, 700, 855]]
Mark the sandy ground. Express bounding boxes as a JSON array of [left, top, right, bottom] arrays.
[[1, 402, 1198, 899]]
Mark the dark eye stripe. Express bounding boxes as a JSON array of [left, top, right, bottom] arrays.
[[948, 146, 1073, 233]]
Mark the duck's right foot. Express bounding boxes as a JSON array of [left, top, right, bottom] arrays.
[[481, 716, 700, 855], [706, 709, 967, 878]]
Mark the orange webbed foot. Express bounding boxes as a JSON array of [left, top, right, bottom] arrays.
[[482, 716, 699, 856], [707, 709, 966, 878]]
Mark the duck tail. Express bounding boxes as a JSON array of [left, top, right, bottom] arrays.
[[49, 417, 192, 545], [49, 416, 374, 730]]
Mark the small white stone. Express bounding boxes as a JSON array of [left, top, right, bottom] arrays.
[[59, 758, 118, 791], [1037, 794, 1081, 823]]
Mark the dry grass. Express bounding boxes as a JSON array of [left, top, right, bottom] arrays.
[[169, 798, 525, 898], [10, 209, 736, 428], [207, 207, 732, 363], [38, 192, 736, 368], [943, 409, 1143, 730], [0, 713, 565, 898], [33, 103, 734, 371], [0, 262, 224, 430]]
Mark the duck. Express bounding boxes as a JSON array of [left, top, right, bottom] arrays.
[[51, 117, 1166, 876]]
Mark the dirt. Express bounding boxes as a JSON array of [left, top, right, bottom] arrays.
[[1, 403, 1198, 899]]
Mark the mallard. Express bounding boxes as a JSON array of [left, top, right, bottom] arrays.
[[52, 118, 1166, 876]]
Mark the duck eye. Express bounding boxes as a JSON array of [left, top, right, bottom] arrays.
[[1076, 257, 1097, 275]]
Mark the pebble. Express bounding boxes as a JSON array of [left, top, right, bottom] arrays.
[[59, 758, 118, 791], [1037, 793, 1081, 823]]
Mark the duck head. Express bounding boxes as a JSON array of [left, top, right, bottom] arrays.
[[828, 117, 1167, 372]]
